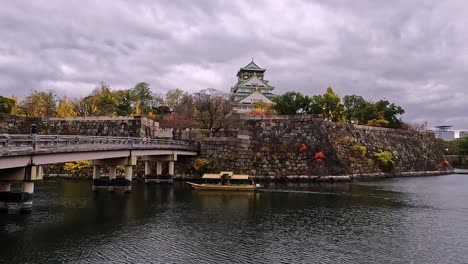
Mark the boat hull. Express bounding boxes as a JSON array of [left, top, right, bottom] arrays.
[[186, 182, 261, 191]]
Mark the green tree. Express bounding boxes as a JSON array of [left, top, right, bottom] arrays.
[[113, 89, 133, 116], [456, 136, 468, 155], [0, 96, 15, 114], [344, 95, 373, 124], [303, 95, 324, 115], [374, 100, 405, 128], [272, 91, 309, 115], [128, 82, 153, 115], [165, 88, 189, 112]]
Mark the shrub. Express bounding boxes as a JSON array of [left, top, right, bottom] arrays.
[[373, 151, 395, 173], [352, 144, 367, 158], [192, 158, 212, 176], [198, 129, 210, 137], [63, 160, 91, 177]]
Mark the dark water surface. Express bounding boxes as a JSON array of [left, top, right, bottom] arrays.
[[1, 174, 468, 263]]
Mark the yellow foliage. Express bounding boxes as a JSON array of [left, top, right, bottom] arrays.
[[135, 102, 141, 115], [56, 96, 77, 117], [366, 118, 390, 127], [63, 160, 91, 175], [192, 158, 211, 173]]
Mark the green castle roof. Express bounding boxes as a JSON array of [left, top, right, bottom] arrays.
[[239, 60, 266, 72]]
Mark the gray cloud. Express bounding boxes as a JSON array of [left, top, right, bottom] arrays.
[[0, 0, 467, 129]]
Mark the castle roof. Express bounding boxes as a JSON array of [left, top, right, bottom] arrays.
[[240, 60, 266, 72]]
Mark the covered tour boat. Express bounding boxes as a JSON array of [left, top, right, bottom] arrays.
[[187, 171, 262, 192]]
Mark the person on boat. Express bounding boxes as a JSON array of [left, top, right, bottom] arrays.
[[250, 178, 255, 186], [220, 174, 226, 185]]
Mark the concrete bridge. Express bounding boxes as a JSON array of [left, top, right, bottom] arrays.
[[0, 134, 198, 212]]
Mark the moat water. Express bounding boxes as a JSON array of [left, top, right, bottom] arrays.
[[1, 174, 468, 263]]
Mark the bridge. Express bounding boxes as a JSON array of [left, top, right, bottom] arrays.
[[0, 134, 198, 212]]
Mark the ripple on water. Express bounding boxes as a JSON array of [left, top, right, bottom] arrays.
[[1, 177, 468, 263]]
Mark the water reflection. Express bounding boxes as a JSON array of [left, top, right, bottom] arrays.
[[0, 175, 467, 263]]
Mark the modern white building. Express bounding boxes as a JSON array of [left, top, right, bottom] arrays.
[[459, 131, 468, 138], [431, 126, 455, 141]]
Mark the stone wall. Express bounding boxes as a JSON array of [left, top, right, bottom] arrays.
[[0, 114, 172, 138], [0, 114, 42, 134], [193, 115, 446, 179]]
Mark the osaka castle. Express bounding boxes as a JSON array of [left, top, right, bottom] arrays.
[[229, 60, 276, 113]]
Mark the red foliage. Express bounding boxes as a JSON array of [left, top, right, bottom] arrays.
[[299, 143, 307, 152], [314, 151, 326, 160]]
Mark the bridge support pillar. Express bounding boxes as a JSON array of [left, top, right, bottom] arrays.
[[144, 161, 150, 176], [21, 181, 34, 212], [92, 165, 101, 191], [156, 161, 162, 176], [168, 161, 174, 176], [124, 166, 132, 193], [108, 166, 117, 192], [0, 182, 11, 211]]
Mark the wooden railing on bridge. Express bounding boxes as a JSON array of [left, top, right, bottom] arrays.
[[0, 134, 198, 154]]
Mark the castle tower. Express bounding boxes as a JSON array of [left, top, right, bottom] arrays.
[[229, 60, 276, 113]]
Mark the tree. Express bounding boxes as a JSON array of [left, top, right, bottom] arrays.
[[374, 100, 405, 128], [20, 90, 57, 117], [343, 95, 372, 124], [249, 101, 275, 116], [56, 96, 78, 117], [303, 95, 324, 115], [128, 82, 153, 115], [86, 82, 120, 116], [456, 136, 468, 155], [343, 95, 405, 128], [192, 88, 234, 137], [322, 87, 345, 123], [63, 160, 92, 177], [165, 88, 189, 112], [272, 91, 309, 115], [0, 96, 15, 114]]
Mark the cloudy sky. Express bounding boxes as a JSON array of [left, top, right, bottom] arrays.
[[0, 0, 467, 129]]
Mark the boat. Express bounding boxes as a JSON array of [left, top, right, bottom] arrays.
[[187, 171, 262, 191]]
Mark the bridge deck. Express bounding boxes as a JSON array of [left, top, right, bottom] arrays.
[[0, 135, 198, 169]]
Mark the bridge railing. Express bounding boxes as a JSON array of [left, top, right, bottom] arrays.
[[0, 134, 197, 152]]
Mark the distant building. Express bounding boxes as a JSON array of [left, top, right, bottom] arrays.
[[431, 125, 455, 141], [460, 131, 468, 138], [229, 60, 276, 113]]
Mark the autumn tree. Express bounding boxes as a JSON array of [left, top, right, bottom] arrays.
[[322, 87, 345, 123], [20, 90, 57, 117], [56, 96, 78, 117], [192, 88, 234, 137], [249, 101, 275, 116], [85, 82, 121, 116], [63, 160, 92, 177]]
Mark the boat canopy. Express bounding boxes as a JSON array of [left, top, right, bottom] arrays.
[[202, 174, 222, 179], [230, 174, 249, 180]]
